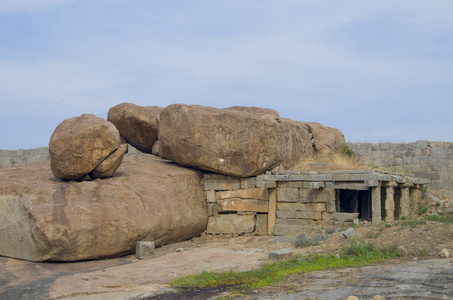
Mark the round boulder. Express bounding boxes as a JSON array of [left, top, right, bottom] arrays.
[[49, 114, 121, 180]]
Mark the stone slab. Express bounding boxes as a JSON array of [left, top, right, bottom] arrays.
[[206, 214, 255, 234], [216, 188, 269, 201], [204, 178, 241, 191], [269, 249, 293, 259], [277, 202, 326, 212], [217, 199, 269, 213], [264, 174, 333, 182], [277, 188, 299, 203], [276, 211, 322, 220]]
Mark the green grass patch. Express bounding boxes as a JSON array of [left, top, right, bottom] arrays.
[[396, 218, 427, 227], [426, 214, 453, 225], [170, 239, 401, 292]]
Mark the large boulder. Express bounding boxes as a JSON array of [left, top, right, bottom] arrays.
[[0, 154, 208, 262], [107, 103, 164, 153], [158, 104, 289, 177], [158, 104, 344, 177], [49, 114, 121, 181]]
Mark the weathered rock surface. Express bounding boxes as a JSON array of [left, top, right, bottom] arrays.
[[108, 103, 163, 153], [49, 114, 121, 180], [158, 104, 344, 177], [90, 143, 127, 179], [0, 154, 207, 262], [302, 122, 346, 158]]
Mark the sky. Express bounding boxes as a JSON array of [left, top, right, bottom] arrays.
[[1, 0, 452, 150]]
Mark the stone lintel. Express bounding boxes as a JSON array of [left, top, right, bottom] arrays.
[[333, 182, 369, 190], [264, 174, 333, 182], [332, 173, 391, 182]]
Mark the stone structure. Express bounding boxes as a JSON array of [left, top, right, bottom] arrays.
[[349, 141, 453, 199], [204, 169, 428, 235], [0, 147, 49, 167]]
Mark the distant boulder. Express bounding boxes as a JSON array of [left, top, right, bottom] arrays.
[[108, 103, 163, 154], [49, 114, 122, 181]]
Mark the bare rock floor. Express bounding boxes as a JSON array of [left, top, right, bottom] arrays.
[[1, 221, 453, 300]]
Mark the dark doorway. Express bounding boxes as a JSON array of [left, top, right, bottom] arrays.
[[337, 189, 371, 221]]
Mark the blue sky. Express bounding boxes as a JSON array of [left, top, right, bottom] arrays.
[[1, 1, 452, 149]]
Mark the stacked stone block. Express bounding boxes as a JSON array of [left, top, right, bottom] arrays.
[[0, 147, 50, 167], [204, 174, 275, 236]]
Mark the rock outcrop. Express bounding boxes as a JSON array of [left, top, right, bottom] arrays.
[[49, 114, 122, 181], [303, 122, 345, 158], [107, 103, 163, 154], [158, 104, 345, 177], [0, 154, 207, 262]]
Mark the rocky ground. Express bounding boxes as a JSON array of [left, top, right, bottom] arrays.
[[1, 216, 453, 300]]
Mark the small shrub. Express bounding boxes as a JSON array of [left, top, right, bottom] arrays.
[[341, 144, 355, 158], [435, 201, 441, 207], [418, 203, 429, 216], [385, 223, 392, 228]]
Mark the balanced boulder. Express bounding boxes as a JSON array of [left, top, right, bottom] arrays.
[[49, 114, 122, 181], [0, 154, 208, 262], [107, 103, 163, 153]]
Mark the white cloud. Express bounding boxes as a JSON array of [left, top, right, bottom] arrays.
[[0, 0, 73, 13]]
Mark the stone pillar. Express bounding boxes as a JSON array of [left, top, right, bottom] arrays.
[[384, 182, 397, 223], [268, 188, 277, 235], [371, 185, 382, 224], [400, 185, 410, 218], [410, 185, 421, 216]]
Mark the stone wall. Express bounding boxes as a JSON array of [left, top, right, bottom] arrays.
[[349, 141, 453, 199], [0, 147, 50, 167]]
